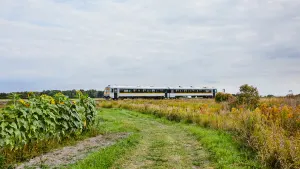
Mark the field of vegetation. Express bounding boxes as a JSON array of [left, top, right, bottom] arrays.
[[1, 85, 299, 169], [0, 91, 98, 168], [72, 108, 262, 169], [99, 85, 300, 169], [1, 97, 263, 169]]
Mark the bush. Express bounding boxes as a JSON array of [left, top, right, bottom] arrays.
[[234, 84, 260, 110], [215, 92, 233, 103]]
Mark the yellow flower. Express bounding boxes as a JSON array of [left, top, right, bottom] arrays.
[[19, 99, 25, 104], [19, 99, 29, 107]]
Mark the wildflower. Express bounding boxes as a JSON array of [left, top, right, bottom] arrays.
[[287, 113, 293, 119], [19, 99, 25, 105]]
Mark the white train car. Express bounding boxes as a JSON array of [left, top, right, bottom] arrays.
[[170, 86, 216, 98], [104, 85, 168, 99], [104, 85, 217, 100]]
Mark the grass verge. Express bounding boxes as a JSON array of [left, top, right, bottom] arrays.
[[183, 124, 262, 169], [67, 133, 140, 169]]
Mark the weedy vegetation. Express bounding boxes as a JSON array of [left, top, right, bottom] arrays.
[[99, 84, 300, 169]]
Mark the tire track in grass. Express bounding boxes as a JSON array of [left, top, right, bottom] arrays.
[[71, 109, 262, 169], [109, 110, 212, 169]]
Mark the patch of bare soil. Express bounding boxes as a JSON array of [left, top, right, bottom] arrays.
[[0, 100, 8, 108], [16, 132, 130, 169]]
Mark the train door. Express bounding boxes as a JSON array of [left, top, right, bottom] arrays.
[[114, 88, 118, 99], [213, 89, 217, 98], [164, 89, 171, 98]]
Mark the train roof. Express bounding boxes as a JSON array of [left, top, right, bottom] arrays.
[[107, 85, 168, 89], [106, 85, 216, 90]]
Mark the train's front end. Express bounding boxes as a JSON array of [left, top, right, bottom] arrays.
[[104, 86, 112, 99]]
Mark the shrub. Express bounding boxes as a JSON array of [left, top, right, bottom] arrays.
[[234, 84, 260, 110], [215, 92, 233, 103]]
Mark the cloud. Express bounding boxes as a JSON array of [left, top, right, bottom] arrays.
[[0, 0, 300, 96]]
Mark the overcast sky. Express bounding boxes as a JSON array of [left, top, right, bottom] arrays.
[[0, 0, 300, 96]]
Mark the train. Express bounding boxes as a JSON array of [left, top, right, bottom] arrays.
[[103, 85, 217, 99]]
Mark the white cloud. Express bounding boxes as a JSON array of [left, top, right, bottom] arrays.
[[0, 0, 300, 95]]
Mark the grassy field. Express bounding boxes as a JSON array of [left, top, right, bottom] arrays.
[[99, 98, 300, 169], [2, 96, 296, 168], [69, 108, 263, 169]]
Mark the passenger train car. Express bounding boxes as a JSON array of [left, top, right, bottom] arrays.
[[104, 85, 217, 99]]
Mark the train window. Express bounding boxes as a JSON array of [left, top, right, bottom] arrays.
[[120, 89, 124, 93], [111, 89, 113, 92], [124, 89, 128, 93]]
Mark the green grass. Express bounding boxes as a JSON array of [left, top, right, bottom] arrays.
[[183, 125, 262, 169], [67, 108, 263, 169], [66, 133, 140, 169]]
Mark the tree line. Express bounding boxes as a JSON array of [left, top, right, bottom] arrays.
[[0, 89, 104, 99]]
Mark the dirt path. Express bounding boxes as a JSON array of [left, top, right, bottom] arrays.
[[16, 133, 130, 169], [105, 109, 213, 169]]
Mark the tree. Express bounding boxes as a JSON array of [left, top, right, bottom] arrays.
[[235, 84, 260, 110]]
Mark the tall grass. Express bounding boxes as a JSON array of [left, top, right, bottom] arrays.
[[99, 98, 300, 169]]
